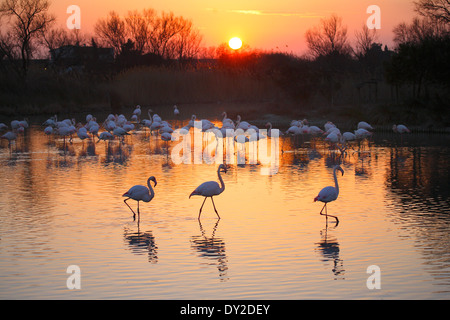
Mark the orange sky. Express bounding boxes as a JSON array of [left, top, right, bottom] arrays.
[[52, 0, 416, 54]]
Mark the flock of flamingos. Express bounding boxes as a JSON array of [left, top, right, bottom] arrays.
[[1, 105, 412, 225]]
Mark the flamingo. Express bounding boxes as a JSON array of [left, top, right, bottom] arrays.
[[290, 120, 302, 127], [308, 126, 323, 135], [354, 128, 372, 139], [325, 132, 341, 144], [133, 105, 142, 120], [236, 115, 251, 130], [88, 122, 100, 138], [189, 164, 227, 219], [77, 125, 89, 141], [10, 120, 21, 130], [314, 165, 344, 225], [1, 131, 17, 148], [42, 116, 56, 127], [221, 112, 235, 129], [357, 121, 373, 131], [342, 132, 356, 142], [286, 125, 301, 135], [324, 121, 336, 132], [97, 131, 114, 143], [56, 126, 73, 145], [392, 124, 410, 134], [152, 112, 162, 123], [173, 105, 180, 116], [44, 126, 53, 135], [161, 132, 172, 141], [86, 114, 93, 123], [123, 176, 157, 221], [265, 122, 277, 138], [113, 127, 130, 141], [0, 123, 8, 131]]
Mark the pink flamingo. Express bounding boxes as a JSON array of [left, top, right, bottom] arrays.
[[392, 124, 410, 134], [189, 164, 227, 219], [314, 165, 344, 225], [123, 176, 157, 221]]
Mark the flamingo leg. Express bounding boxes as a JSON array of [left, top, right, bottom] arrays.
[[124, 198, 137, 220], [210, 197, 221, 219], [137, 201, 140, 222], [319, 202, 339, 226], [198, 197, 208, 219], [319, 203, 327, 216]]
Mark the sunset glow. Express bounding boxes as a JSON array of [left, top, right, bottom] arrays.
[[50, 0, 416, 54]]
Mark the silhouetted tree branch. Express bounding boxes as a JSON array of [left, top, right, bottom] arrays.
[[0, 0, 55, 79]]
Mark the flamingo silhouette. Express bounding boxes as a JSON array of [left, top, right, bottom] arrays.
[[392, 124, 410, 134], [123, 176, 157, 221], [190, 164, 227, 219], [314, 165, 344, 225], [173, 105, 180, 116]]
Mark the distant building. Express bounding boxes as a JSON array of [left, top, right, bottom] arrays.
[[49, 45, 114, 72]]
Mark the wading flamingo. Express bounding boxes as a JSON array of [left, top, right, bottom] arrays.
[[123, 176, 157, 221], [314, 165, 344, 225], [190, 164, 227, 219], [1, 131, 17, 150], [392, 124, 410, 134]]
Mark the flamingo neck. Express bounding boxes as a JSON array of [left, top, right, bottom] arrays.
[[217, 168, 225, 192], [147, 178, 155, 198], [333, 167, 340, 196]]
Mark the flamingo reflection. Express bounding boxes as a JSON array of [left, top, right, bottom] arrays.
[[316, 226, 345, 280], [191, 219, 228, 281], [124, 226, 158, 263]]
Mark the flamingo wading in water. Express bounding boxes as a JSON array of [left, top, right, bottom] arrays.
[[190, 164, 227, 219], [123, 176, 157, 221], [314, 165, 344, 225]]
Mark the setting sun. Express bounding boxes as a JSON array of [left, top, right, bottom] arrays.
[[228, 37, 243, 50]]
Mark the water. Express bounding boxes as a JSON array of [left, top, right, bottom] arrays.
[[0, 122, 449, 299]]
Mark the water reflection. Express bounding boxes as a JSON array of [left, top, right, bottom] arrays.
[[123, 225, 158, 263], [190, 220, 228, 281], [1, 123, 450, 298], [315, 226, 345, 280], [386, 145, 450, 292]]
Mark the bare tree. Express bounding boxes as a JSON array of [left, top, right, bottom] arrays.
[[0, 0, 55, 78], [415, 0, 450, 24], [354, 24, 379, 58], [305, 14, 351, 58], [95, 11, 126, 56], [393, 17, 447, 45], [171, 17, 203, 60], [125, 9, 155, 54], [148, 11, 184, 58]]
